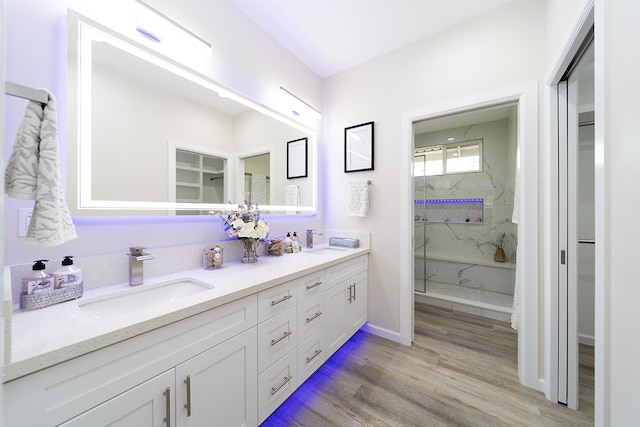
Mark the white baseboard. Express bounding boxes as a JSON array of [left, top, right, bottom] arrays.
[[361, 323, 404, 344], [579, 333, 594, 347]]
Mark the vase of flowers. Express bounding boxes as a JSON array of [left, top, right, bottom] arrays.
[[213, 202, 269, 263]]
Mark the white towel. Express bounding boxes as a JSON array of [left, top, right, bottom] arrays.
[[5, 91, 78, 247], [285, 185, 300, 206], [285, 185, 300, 215], [250, 173, 267, 205], [347, 179, 369, 217]]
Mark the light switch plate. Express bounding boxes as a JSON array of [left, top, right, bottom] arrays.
[[18, 207, 33, 237]]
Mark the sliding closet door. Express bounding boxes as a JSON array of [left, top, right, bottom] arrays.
[[558, 39, 594, 410]]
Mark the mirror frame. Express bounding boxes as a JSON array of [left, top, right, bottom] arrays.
[[67, 10, 318, 215]]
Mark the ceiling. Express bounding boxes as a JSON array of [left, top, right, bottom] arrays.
[[227, 0, 516, 78]]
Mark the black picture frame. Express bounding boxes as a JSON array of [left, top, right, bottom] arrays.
[[287, 137, 308, 179], [344, 121, 374, 173]]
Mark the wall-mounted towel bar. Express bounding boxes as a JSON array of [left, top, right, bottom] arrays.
[[4, 81, 48, 104]]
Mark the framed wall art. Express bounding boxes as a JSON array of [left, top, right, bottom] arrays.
[[287, 137, 308, 179], [344, 121, 374, 172]]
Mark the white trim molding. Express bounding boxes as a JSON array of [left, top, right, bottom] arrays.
[[400, 82, 540, 390]]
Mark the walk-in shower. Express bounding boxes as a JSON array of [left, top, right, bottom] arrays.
[[413, 104, 518, 321]]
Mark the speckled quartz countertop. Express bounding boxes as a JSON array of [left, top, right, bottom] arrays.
[[3, 246, 369, 383]]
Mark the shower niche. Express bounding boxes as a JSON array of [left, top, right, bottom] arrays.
[[414, 198, 483, 223]]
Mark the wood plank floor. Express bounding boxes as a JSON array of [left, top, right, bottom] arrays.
[[262, 303, 594, 426]]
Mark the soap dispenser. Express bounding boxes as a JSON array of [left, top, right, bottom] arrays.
[[292, 232, 301, 253], [53, 256, 82, 289], [285, 232, 293, 253], [21, 260, 54, 295]]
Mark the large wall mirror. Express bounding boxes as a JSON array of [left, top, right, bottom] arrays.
[[67, 11, 317, 216]]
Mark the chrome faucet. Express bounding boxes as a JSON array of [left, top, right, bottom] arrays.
[[128, 247, 154, 286], [305, 229, 323, 249]]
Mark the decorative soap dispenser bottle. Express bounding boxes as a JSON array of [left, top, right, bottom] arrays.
[[285, 232, 293, 253], [292, 232, 301, 253], [53, 256, 82, 289], [21, 260, 54, 295]]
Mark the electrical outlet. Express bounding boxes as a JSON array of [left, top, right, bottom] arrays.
[[18, 208, 33, 237]]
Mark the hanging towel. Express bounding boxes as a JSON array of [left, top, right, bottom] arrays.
[[5, 90, 78, 247], [347, 179, 369, 217], [250, 173, 267, 205], [285, 184, 300, 215], [510, 171, 519, 330]]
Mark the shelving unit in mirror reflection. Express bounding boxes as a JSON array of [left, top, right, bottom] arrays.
[[414, 198, 483, 224]]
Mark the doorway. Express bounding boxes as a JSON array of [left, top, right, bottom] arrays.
[[412, 104, 518, 322], [400, 83, 540, 390]]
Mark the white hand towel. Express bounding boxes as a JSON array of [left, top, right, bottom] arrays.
[[285, 185, 300, 206], [348, 179, 369, 217], [250, 173, 267, 205], [5, 91, 78, 247], [285, 185, 300, 215]]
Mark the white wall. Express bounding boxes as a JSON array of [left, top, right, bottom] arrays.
[[323, 0, 544, 338], [597, 0, 640, 423], [3, 0, 322, 265]]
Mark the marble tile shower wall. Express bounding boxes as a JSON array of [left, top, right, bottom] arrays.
[[414, 118, 517, 273]]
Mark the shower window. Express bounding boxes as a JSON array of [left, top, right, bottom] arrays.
[[415, 139, 483, 176]]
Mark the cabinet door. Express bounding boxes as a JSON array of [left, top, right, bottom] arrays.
[[347, 271, 368, 334], [59, 370, 174, 427], [175, 327, 257, 427], [325, 282, 349, 354]]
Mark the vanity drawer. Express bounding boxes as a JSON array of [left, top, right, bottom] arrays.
[[258, 349, 297, 424], [258, 280, 298, 323], [325, 255, 368, 289], [258, 306, 297, 373], [297, 292, 324, 342], [297, 270, 325, 302], [297, 329, 326, 385]]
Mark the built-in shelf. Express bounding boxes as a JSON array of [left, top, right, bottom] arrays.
[[174, 148, 226, 204], [414, 252, 515, 269], [414, 198, 483, 224]]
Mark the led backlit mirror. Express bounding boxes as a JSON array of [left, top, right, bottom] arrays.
[[66, 11, 317, 215]]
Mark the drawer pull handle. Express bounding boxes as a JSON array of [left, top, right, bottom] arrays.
[[164, 387, 171, 427], [353, 283, 357, 301], [271, 294, 293, 306], [271, 375, 293, 395], [348, 284, 353, 303], [184, 375, 191, 417], [306, 349, 323, 364], [306, 312, 322, 323], [271, 330, 293, 346], [306, 281, 322, 290]]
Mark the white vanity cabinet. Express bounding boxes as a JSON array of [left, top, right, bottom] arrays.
[[60, 327, 257, 427], [4, 253, 369, 427], [325, 256, 369, 354], [4, 295, 258, 427]]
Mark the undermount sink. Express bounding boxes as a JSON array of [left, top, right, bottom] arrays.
[[305, 246, 350, 255], [79, 278, 214, 318]]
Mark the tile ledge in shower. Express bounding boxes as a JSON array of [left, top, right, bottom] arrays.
[[415, 252, 515, 269]]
